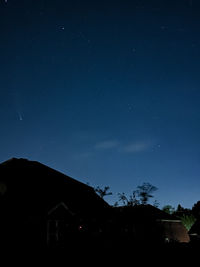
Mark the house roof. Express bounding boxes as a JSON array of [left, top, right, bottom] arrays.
[[0, 158, 110, 216], [113, 204, 181, 222]]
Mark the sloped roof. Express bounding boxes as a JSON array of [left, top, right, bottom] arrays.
[[114, 204, 181, 222], [112, 205, 190, 243], [0, 158, 109, 215]]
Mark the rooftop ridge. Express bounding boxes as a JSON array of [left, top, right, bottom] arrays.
[[0, 157, 93, 191]]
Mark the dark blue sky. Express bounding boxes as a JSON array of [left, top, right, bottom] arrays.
[[1, 0, 200, 208]]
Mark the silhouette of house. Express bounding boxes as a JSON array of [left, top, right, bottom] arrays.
[[0, 158, 110, 249], [111, 205, 190, 245], [0, 157, 190, 252]]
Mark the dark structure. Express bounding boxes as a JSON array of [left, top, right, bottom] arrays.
[[188, 219, 200, 243], [110, 205, 189, 247], [0, 158, 110, 250], [0, 158, 189, 253]]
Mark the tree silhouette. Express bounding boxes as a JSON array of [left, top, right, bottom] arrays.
[[118, 191, 139, 206], [136, 182, 157, 205], [162, 205, 175, 214], [192, 201, 200, 219], [94, 186, 112, 199], [118, 192, 128, 205], [117, 182, 157, 206], [176, 204, 185, 212]]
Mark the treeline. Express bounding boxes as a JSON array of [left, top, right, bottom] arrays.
[[95, 182, 158, 206], [163, 203, 199, 231], [94, 182, 200, 231]]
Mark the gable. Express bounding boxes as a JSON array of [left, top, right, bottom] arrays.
[[48, 202, 74, 219]]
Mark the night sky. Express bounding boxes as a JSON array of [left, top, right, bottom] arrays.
[[1, 0, 200, 209]]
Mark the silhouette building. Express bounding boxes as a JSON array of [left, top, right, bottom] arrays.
[[0, 158, 190, 251], [0, 158, 109, 249]]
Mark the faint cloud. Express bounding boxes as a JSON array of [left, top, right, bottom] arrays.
[[94, 139, 155, 154], [94, 140, 119, 150], [123, 141, 153, 153]]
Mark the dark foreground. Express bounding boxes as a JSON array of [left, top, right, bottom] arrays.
[[2, 239, 199, 265]]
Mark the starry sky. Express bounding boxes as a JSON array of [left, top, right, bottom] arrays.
[[1, 0, 200, 209]]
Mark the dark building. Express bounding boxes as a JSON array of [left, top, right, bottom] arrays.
[[109, 205, 189, 248], [0, 158, 110, 250], [0, 158, 190, 253]]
